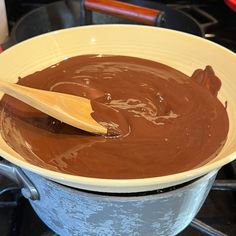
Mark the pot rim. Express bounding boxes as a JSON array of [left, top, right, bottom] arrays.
[[23, 168, 218, 200]]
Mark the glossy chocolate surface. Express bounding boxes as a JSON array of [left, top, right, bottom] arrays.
[[0, 55, 229, 179]]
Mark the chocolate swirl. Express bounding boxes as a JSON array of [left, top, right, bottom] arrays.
[[0, 55, 229, 179]]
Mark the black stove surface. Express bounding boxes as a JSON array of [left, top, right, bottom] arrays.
[[1, 0, 236, 236]]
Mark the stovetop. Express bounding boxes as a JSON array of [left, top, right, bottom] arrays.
[[1, 0, 236, 236]]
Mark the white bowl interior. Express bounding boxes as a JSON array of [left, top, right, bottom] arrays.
[[0, 25, 236, 192]]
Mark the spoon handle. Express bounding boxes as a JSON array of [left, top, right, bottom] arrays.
[[0, 81, 107, 134]]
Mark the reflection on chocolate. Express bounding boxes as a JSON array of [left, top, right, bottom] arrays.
[[0, 55, 229, 179]]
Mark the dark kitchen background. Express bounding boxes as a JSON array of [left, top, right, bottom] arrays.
[[1, 0, 236, 236]]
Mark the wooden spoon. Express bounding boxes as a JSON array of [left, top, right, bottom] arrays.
[[0, 81, 107, 134]]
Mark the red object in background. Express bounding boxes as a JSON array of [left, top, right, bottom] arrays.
[[0, 46, 3, 53], [225, 0, 236, 11]]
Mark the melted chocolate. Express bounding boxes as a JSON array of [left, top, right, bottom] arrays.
[[0, 55, 229, 179]]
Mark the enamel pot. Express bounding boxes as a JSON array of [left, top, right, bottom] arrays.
[[0, 161, 218, 236]]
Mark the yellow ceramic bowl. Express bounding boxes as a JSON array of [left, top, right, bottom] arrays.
[[0, 25, 236, 193]]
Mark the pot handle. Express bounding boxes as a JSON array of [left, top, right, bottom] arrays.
[[0, 160, 39, 200], [82, 0, 165, 26]]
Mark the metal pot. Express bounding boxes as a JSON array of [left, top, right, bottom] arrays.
[[2, 0, 218, 49], [0, 161, 218, 236]]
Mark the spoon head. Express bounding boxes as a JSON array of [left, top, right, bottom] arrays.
[[91, 100, 130, 138]]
